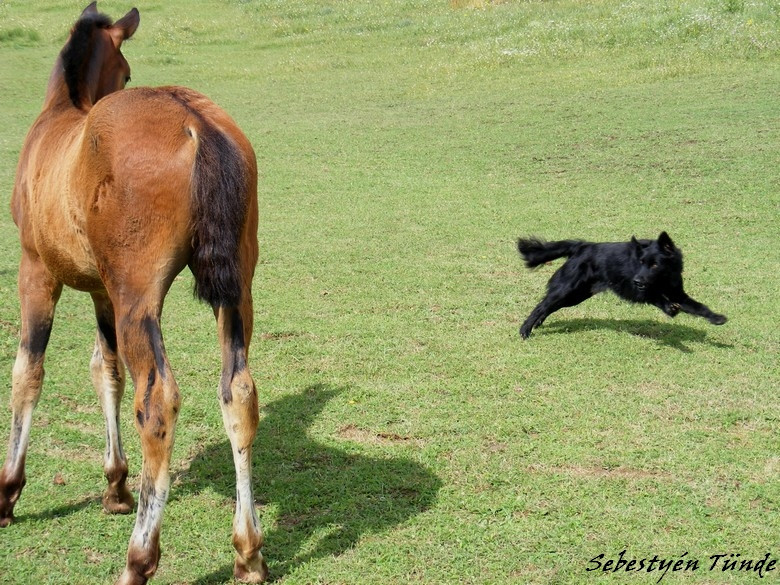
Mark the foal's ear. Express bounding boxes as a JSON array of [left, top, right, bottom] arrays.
[[111, 7, 140, 43], [658, 231, 675, 253], [81, 2, 98, 18]]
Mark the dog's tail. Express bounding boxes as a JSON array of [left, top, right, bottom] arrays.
[[517, 237, 583, 268]]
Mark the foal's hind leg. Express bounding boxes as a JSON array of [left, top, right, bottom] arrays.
[[0, 252, 62, 526], [91, 292, 133, 514], [216, 298, 267, 583], [114, 295, 181, 585]]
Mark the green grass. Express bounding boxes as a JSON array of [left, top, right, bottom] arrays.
[[0, 0, 778, 583]]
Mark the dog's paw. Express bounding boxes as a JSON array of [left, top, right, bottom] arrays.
[[519, 326, 531, 339], [709, 314, 727, 325], [665, 303, 680, 317]]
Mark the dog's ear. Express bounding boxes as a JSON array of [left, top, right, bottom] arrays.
[[631, 236, 643, 254], [658, 231, 675, 254]]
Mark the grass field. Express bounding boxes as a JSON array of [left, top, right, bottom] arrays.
[[0, 1, 778, 584]]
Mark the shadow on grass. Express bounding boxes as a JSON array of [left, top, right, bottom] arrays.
[[178, 384, 441, 583], [13, 496, 98, 524], [537, 317, 733, 352]]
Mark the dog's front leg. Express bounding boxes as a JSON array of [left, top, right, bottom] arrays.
[[656, 298, 680, 317], [673, 292, 727, 325]]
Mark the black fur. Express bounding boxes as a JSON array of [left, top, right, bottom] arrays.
[[21, 318, 54, 359], [516, 232, 727, 339], [61, 13, 113, 108], [219, 308, 248, 405], [183, 104, 249, 308], [96, 312, 118, 353], [141, 316, 167, 377]]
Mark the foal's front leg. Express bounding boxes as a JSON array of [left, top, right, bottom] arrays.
[[0, 253, 62, 526], [91, 292, 134, 514]]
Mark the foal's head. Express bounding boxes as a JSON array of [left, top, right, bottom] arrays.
[[49, 2, 139, 110]]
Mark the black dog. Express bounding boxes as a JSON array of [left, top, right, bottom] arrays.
[[517, 232, 727, 339]]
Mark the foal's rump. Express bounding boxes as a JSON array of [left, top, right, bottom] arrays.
[[80, 86, 258, 305]]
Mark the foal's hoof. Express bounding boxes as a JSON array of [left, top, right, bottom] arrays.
[[234, 555, 269, 584], [102, 487, 135, 515], [114, 569, 149, 585], [0, 495, 17, 527]]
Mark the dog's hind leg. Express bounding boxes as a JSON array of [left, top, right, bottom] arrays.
[[520, 284, 594, 339], [520, 301, 554, 339]]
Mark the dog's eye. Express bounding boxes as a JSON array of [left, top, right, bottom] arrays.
[[650, 262, 658, 269]]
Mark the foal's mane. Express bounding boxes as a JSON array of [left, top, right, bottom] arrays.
[[61, 13, 113, 108]]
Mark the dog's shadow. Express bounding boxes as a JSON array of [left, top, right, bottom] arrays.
[[538, 318, 732, 352], [175, 384, 441, 583]]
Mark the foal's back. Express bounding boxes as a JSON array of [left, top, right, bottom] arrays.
[[19, 85, 254, 294]]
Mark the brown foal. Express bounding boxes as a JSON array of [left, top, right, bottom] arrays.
[[0, 3, 266, 583]]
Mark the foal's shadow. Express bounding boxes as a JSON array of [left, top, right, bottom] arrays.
[[538, 318, 733, 352], [178, 384, 441, 583], [14, 497, 97, 524]]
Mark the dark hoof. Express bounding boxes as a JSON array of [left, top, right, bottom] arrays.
[[114, 570, 149, 585], [234, 555, 269, 583], [102, 485, 135, 515], [0, 472, 24, 526]]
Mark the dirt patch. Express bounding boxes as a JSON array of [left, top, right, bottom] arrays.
[[260, 331, 303, 341], [527, 463, 672, 480], [336, 424, 421, 447]]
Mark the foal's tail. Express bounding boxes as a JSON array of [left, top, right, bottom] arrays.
[[517, 237, 583, 268], [189, 121, 253, 308]]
